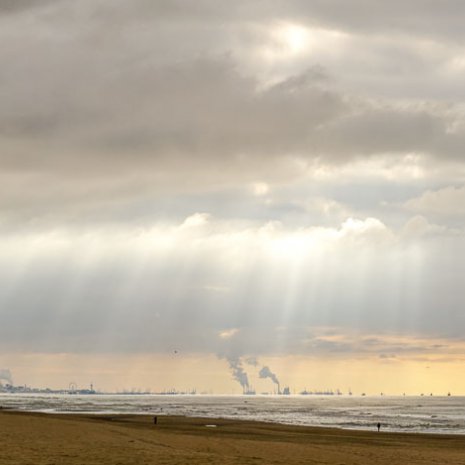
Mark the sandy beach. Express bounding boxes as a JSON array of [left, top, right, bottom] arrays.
[[0, 411, 464, 464]]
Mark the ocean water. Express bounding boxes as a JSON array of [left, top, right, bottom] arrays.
[[1, 394, 465, 434]]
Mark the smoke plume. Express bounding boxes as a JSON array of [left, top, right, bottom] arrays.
[[0, 369, 12, 385], [245, 357, 258, 367], [259, 366, 279, 386], [227, 358, 249, 391]]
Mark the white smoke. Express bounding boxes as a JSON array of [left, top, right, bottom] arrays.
[[259, 365, 280, 387], [226, 357, 249, 391], [0, 369, 13, 385]]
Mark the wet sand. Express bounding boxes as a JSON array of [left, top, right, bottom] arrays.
[[1, 411, 464, 464]]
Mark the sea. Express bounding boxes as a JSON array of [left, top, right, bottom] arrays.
[[1, 394, 465, 434]]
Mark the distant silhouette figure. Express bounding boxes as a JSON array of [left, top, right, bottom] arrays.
[[377, 422, 381, 432], [153, 416, 158, 425]]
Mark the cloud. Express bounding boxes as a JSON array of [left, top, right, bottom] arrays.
[[401, 216, 449, 238], [180, 213, 211, 229], [218, 328, 239, 340], [74, 1, 465, 43], [405, 186, 465, 216], [2, 1, 465, 227], [379, 354, 397, 359], [2, 0, 465, 388], [0, 216, 464, 356], [0, 0, 56, 14], [312, 108, 443, 158], [1, 67, 461, 228]]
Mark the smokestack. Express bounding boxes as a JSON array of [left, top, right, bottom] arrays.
[[227, 358, 249, 392], [259, 366, 280, 393], [0, 369, 13, 385]]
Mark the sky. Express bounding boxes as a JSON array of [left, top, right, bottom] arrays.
[[1, 0, 465, 395]]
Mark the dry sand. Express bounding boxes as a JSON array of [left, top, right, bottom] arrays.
[[1, 411, 464, 464]]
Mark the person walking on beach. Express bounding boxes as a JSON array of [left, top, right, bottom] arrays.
[[377, 422, 381, 432]]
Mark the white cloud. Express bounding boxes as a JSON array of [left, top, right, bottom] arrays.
[[402, 215, 449, 238], [219, 328, 239, 340], [405, 185, 465, 216], [180, 213, 211, 228], [251, 182, 270, 196], [338, 217, 394, 245]]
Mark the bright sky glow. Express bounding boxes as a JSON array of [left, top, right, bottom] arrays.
[[276, 23, 310, 54]]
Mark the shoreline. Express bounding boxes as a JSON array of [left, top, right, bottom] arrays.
[[3, 409, 465, 438], [1, 411, 465, 464], [1, 405, 464, 437], [2, 393, 464, 436]]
